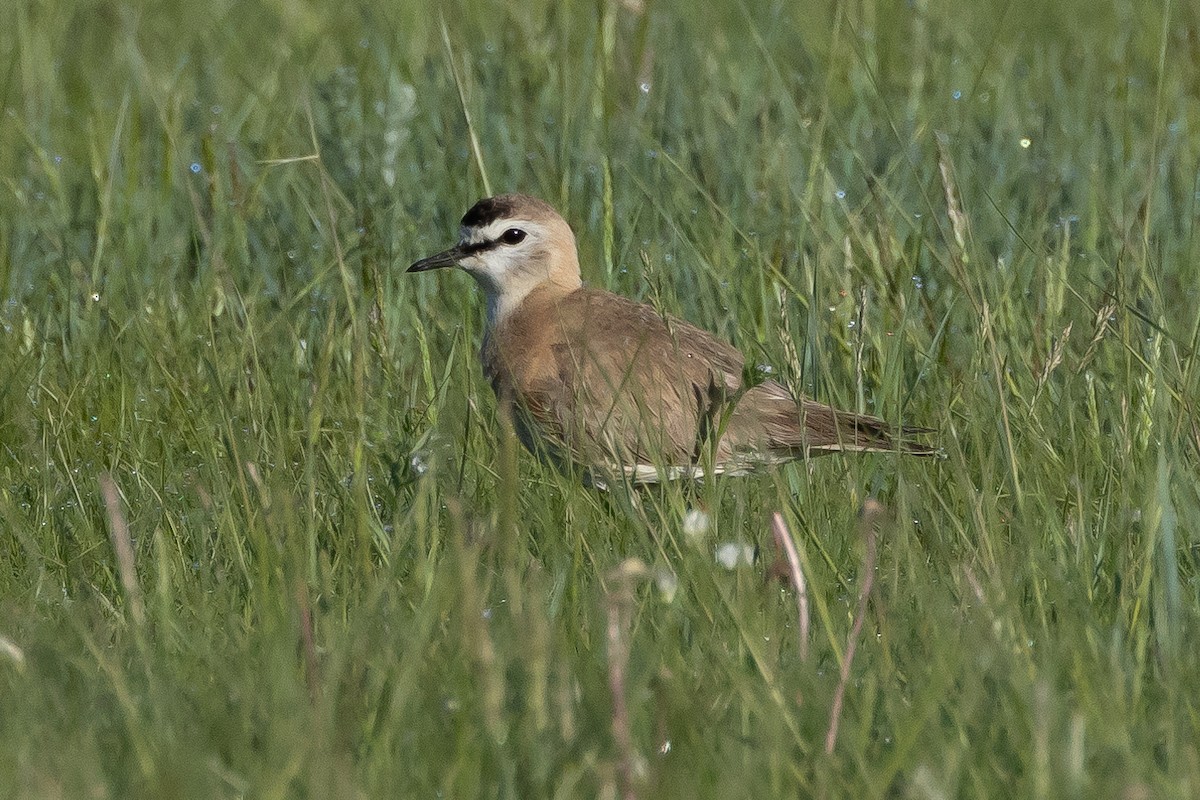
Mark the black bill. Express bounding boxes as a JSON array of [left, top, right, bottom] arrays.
[[407, 245, 466, 273]]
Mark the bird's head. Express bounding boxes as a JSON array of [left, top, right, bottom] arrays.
[[408, 193, 582, 324]]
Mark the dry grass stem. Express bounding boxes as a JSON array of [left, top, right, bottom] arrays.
[[100, 473, 145, 627], [769, 512, 810, 663], [295, 580, 321, 702], [605, 558, 648, 800]]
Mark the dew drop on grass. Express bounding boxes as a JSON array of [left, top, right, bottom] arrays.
[[190, 162, 201, 173], [835, 189, 846, 199], [639, 82, 651, 94]]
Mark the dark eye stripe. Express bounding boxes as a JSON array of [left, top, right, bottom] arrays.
[[461, 239, 495, 255]]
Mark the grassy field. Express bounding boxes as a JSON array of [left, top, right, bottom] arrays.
[[2, 0, 1199, 797]]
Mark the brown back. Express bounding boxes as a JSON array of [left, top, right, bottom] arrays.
[[484, 286, 745, 470]]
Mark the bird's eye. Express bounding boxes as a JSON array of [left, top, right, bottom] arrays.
[[500, 228, 526, 245]]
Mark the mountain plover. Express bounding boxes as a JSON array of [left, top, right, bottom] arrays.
[[409, 193, 934, 487]]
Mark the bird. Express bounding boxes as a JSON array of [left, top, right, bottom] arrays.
[[408, 193, 935, 488]]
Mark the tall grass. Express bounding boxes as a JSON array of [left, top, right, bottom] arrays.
[[1, 0, 1197, 797]]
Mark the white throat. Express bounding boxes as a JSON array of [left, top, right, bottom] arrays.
[[481, 280, 537, 329]]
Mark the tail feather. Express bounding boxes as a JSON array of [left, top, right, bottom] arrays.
[[725, 382, 938, 459]]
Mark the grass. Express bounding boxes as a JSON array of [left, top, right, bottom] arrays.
[[1, 0, 1199, 796]]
